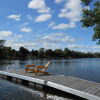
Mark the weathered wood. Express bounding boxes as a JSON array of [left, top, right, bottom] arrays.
[[29, 82, 36, 87], [12, 77, 17, 82], [17, 79, 22, 84], [0, 70, 100, 100]]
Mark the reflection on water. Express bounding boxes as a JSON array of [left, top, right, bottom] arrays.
[[0, 78, 85, 100], [0, 58, 100, 100], [0, 78, 47, 100], [0, 58, 100, 82]]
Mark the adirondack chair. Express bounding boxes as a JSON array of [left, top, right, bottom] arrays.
[[25, 64, 35, 73], [34, 61, 51, 75]]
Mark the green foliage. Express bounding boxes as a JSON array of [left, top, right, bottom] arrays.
[[81, 0, 92, 5], [0, 46, 18, 58], [45, 49, 53, 58], [93, 24, 100, 43], [19, 47, 30, 57], [81, 9, 95, 27], [54, 49, 63, 57], [63, 48, 71, 58], [0, 44, 100, 59], [31, 50, 38, 57], [81, 0, 100, 44], [38, 48, 45, 58], [0, 40, 5, 48]]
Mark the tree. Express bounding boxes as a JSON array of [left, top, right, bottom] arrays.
[[54, 49, 63, 58], [19, 47, 30, 57], [3, 47, 12, 57], [63, 48, 71, 58], [45, 49, 53, 58], [38, 48, 45, 58], [0, 40, 5, 48], [81, 0, 100, 44], [0, 40, 5, 58], [31, 49, 38, 57]]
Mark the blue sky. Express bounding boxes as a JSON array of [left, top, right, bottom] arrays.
[[0, 0, 100, 52]]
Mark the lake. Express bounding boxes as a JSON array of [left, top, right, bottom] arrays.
[[0, 58, 100, 100]]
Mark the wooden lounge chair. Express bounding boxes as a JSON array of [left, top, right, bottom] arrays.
[[34, 61, 51, 75], [25, 64, 35, 73]]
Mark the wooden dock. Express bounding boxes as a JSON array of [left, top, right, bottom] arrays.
[[0, 69, 100, 100]]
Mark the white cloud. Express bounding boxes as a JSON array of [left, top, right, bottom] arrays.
[[3, 31, 100, 52], [42, 36, 75, 43], [32, 33, 75, 49], [5, 34, 23, 48], [59, 0, 81, 20], [39, 33, 75, 43], [69, 21, 76, 28], [57, 0, 81, 29], [55, 0, 64, 4], [28, 0, 50, 13], [19, 22, 29, 28], [6, 41, 37, 50], [13, 34, 23, 39], [24, 33, 75, 49], [14, 42, 37, 48], [66, 44, 100, 53], [20, 27, 32, 32], [48, 21, 56, 28], [27, 14, 33, 20], [66, 44, 87, 49], [53, 23, 69, 29], [35, 14, 52, 22], [0, 31, 13, 37], [7, 15, 21, 21], [92, 46, 100, 49], [53, 21, 76, 29]]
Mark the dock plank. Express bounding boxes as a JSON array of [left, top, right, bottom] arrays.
[[0, 69, 100, 100]]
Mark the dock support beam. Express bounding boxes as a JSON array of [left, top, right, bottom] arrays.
[[4, 75, 8, 80], [12, 77, 17, 83], [22, 80, 29, 86], [36, 83, 44, 89], [0, 74, 4, 79], [16, 79, 22, 84], [29, 82, 36, 88]]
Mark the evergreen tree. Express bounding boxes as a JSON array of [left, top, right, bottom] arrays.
[[81, 0, 100, 44]]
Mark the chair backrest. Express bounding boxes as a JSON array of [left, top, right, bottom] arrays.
[[42, 61, 51, 72], [26, 64, 35, 67]]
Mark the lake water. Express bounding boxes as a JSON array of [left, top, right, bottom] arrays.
[[0, 58, 100, 100]]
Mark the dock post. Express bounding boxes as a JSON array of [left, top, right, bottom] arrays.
[[36, 83, 44, 89], [4, 75, 8, 80], [7, 76, 12, 81], [0, 74, 4, 79], [16, 78, 22, 84], [22, 80, 29, 86], [29, 82, 36, 88], [12, 77, 17, 83]]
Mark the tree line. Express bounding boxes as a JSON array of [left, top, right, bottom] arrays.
[[0, 40, 100, 59]]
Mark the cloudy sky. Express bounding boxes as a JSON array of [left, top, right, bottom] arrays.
[[0, 0, 100, 52]]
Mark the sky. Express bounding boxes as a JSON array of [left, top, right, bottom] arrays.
[[0, 0, 100, 52]]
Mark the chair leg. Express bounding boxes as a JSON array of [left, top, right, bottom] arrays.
[[25, 69, 28, 73]]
